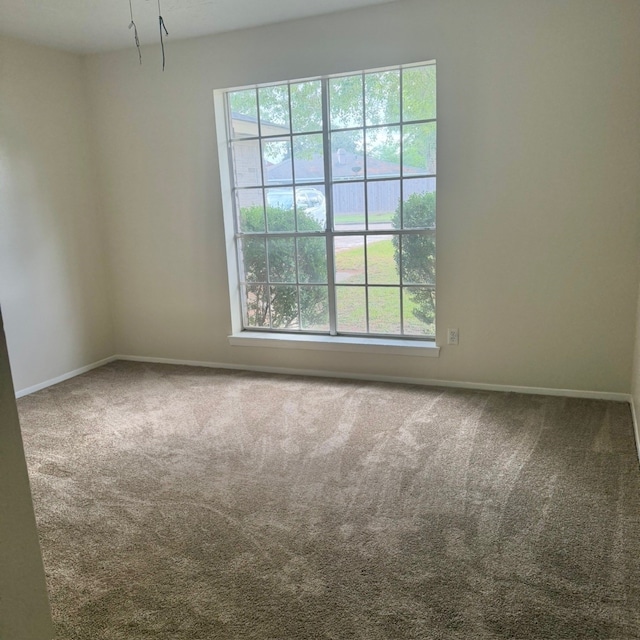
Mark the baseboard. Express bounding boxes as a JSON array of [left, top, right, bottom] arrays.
[[16, 352, 633, 406], [630, 399, 640, 465], [115, 354, 631, 403], [15, 356, 117, 399]]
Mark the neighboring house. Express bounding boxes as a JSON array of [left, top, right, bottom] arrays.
[[230, 113, 288, 207], [267, 149, 434, 215], [230, 113, 435, 215]]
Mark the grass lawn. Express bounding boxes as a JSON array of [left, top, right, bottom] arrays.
[[333, 239, 434, 335], [334, 211, 394, 225]]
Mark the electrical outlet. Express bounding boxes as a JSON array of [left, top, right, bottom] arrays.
[[447, 328, 459, 345]]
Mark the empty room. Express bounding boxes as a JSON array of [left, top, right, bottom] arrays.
[[2, 0, 640, 638]]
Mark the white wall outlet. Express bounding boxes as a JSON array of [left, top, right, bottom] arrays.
[[447, 328, 459, 345]]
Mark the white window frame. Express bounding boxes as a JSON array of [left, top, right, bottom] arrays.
[[214, 63, 440, 357]]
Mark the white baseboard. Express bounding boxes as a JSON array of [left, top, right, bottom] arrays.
[[630, 399, 640, 465], [15, 356, 117, 399], [16, 352, 633, 406], [115, 354, 631, 403]]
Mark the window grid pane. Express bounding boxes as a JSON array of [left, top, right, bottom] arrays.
[[226, 63, 436, 339]]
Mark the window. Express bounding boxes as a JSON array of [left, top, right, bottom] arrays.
[[217, 62, 436, 343]]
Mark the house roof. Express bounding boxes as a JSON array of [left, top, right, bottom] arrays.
[[231, 112, 290, 138]]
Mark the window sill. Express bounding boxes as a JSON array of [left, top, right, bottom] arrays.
[[228, 332, 440, 357]]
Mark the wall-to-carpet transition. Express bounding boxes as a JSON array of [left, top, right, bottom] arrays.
[[18, 361, 640, 639]]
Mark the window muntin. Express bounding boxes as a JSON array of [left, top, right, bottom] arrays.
[[224, 62, 436, 339]]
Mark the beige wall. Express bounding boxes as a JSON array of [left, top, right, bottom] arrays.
[[0, 309, 53, 639], [84, 0, 640, 393], [0, 36, 113, 393]]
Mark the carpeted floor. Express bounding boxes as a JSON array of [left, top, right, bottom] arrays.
[[17, 361, 640, 639]]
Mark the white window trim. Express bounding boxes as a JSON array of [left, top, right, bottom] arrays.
[[213, 67, 440, 359], [228, 331, 440, 356]]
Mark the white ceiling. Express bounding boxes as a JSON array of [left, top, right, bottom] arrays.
[[0, 0, 397, 54]]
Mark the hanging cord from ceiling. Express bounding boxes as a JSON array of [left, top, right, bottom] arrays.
[[128, 0, 142, 64], [158, 0, 169, 71]]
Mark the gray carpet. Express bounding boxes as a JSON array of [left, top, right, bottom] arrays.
[[17, 361, 640, 639]]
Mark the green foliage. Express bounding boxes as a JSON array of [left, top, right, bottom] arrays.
[[241, 206, 326, 328], [392, 192, 436, 326], [258, 85, 289, 128], [330, 75, 364, 128], [290, 81, 323, 132], [228, 65, 436, 167], [365, 70, 401, 125]]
